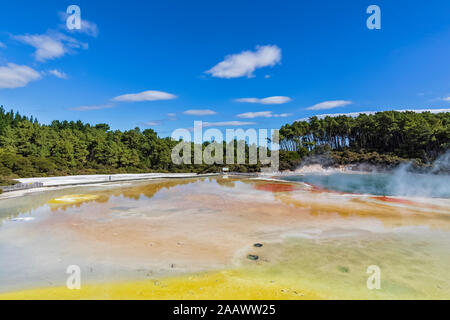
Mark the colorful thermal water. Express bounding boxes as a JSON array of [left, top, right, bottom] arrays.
[[281, 172, 450, 198], [0, 176, 449, 299]]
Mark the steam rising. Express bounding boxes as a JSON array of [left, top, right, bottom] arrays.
[[283, 151, 450, 198], [385, 151, 450, 198]]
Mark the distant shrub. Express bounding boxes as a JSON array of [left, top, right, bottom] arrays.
[[0, 176, 19, 186]]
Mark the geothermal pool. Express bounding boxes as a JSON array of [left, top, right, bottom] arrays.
[[0, 176, 449, 299], [281, 172, 450, 198]]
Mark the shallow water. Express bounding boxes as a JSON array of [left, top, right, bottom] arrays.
[[281, 172, 450, 198], [0, 176, 449, 299]]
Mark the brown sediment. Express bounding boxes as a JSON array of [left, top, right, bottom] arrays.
[[370, 196, 444, 210], [308, 184, 347, 195], [371, 196, 419, 206], [274, 190, 450, 230], [253, 183, 297, 193]]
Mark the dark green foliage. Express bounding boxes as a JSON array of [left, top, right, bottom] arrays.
[[0, 106, 266, 178], [331, 150, 409, 167], [280, 111, 450, 162], [279, 151, 303, 171], [0, 177, 19, 186], [0, 106, 448, 178]]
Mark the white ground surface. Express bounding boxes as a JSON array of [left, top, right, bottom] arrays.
[[0, 173, 218, 200], [16, 173, 213, 187]]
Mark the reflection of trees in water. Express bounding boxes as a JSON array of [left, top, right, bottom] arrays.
[[214, 177, 238, 188], [0, 186, 96, 221], [50, 178, 206, 212], [1, 178, 206, 219], [109, 178, 203, 201]]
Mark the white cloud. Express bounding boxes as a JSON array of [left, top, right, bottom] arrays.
[[167, 113, 177, 117], [275, 113, 292, 118], [183, 109, 217, 116], [296, 108, 450, 121], [0, 42, 6, 49], [70, 103, 115, 111], [202, 121, 256, 127], [77, 19, 99, 37], [235, 98, 259, 103], [237, 111, 273, 118], [206, 45, 281, 78], [306, 100, 353, 110], [237, 111, 292, 119], [112, 90, 177, 102], [142, 121, 162, 126], [58, 12, 99, 37], [48, 69, 67, 79], [0, 63, 41, 89], [71, 90, 176, 111], [16, 34, 63, 61], [235, 96, 292, 105], [15, 32, 87, 62], [442, 96, 450, 102]]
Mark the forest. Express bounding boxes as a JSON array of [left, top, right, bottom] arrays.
[[0, 106, 449, 183], [0, 106, 261, 182], [278, 111, 450, 170]]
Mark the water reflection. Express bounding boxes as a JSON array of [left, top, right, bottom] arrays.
[[0, 178, 209, 220]]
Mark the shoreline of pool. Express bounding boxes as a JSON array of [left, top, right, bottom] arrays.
[[0, 173, 224, 200], [0, 163, 375, 200]]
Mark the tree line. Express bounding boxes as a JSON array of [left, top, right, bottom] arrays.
[[0, 106, 261, 180], [0, 107, 449, 181], [279, 111, 450, 161]]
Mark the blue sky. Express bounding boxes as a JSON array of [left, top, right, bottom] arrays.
[[0, 0, 449, 136]]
